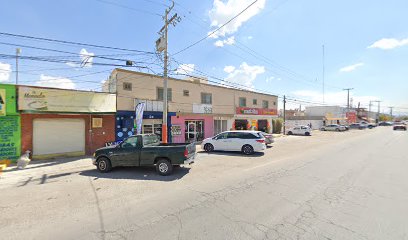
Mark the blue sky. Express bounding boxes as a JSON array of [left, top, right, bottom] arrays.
[[0, 0, 407, 114]]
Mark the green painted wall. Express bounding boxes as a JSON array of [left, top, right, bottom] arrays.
[[0, 84, 20, 162]]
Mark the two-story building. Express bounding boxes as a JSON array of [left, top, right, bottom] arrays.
[[103, 69, 278, 143]]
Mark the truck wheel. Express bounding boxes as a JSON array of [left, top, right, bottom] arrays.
[[242, 145, 254, 155], [204, 143, 214, 152], [156, 159, 173, 176], [97, 157, 112, 173]]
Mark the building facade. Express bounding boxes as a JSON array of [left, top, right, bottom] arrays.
[[18, 86, 116, 159], [104, 69, 278, 143]]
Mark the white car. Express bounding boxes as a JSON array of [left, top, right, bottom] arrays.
[[201, 131, 266, 155], [287, 125, 312, 136], [320, 124, 346, 132]]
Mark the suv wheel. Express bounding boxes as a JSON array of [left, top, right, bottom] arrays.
[[287, 131, 293, 135], [242, 145, 254, 155], [156, 158, 173, 176], [204, 143, 214, 152], [305, 132, 310, 136], [97, 157, 112, 173], [336, 128, 340, 132]]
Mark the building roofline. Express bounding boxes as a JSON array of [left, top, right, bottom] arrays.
[[112, 68, 278, 98]]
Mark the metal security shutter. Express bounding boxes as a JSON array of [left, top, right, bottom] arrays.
[[33, 118, 85, 157]]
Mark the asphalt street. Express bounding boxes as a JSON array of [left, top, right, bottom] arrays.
[[1, 127, 407, 240]]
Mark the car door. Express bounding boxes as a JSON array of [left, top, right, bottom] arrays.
[[293, 127, 301, 135], [212, 132, 228, 151], [226, 132, 242, 151], [111, 136, 140, 166]]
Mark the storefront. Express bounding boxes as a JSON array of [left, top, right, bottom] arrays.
[[234, 107, 278, 133], [18, 86, 116, 159], [115, 111, 176, 142], [170, 114, 213, 143], [0, 84, 21, 162]]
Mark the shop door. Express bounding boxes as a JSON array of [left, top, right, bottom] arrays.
[[33, 118, 85, 157], [234, 119, 248, 130], [258, 120, 268, 132], [185, 120, 204, 142]]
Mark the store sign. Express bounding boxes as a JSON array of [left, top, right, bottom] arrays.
[[193, 104, 212, 114], [171, 125, 182, 136], [0, 89, 5, 116], [236, 107, 277, 115], [0, 116, 21, 161], [18, 87, 116, 113], [346, 112, 357, 123]]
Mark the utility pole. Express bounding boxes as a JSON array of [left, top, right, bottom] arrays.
[[343, 88, 353, 110], [16, 48, 21, 85], [322, 45, 325, 103], [389, 107, 393, 118], [283, 95, 286, 135], [371, 100, 381, 123], [157, 1, 180, 143]]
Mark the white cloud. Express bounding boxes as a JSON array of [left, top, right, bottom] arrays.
[[223, 65, 235, 73], [223, 62, 265, 89], [0, 62, 12, 82], [265, 76, 274, 83], [214, 36, 235, 47], [208, 0, 266, 39], [175, 63, 195, 75], [66, 48, 94, 68], [368, 38, 408, 50], [339, 62, 364, 72], [36, 74, 76, 89]]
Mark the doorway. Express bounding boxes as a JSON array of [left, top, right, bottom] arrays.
[[258, 120, 268, 132], [234, 119, 248, 130], [185, 120, 204, 142]]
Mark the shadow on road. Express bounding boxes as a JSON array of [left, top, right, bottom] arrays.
[[79, 166, 190, 182], [197, 151, 265, 157], [4, 156, 88, 173]]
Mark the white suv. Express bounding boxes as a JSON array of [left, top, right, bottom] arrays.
[[201, 131, 266, 155], [287, 125, 312, 136]]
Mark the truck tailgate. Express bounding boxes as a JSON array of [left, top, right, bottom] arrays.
[[186, 142, 196, 159]]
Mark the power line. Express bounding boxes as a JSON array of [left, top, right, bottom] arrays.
[[0, 32, 155, 54], [172, 0, 259, 56], [94, 0, 162, 17]]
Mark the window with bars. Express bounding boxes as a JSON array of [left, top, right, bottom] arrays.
[[123, 82, 132, 91], [239, 97, 246, 107], [157, 87, 172, 101], [201, 93, 212, 104]]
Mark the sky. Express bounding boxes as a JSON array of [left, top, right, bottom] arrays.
[[0, 0, 407, 114]]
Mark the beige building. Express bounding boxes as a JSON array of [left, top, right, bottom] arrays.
[[103, 69, 278, 143]]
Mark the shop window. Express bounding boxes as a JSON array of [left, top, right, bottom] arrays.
[[235, 119, 248, 130], [214, 120, 227, 135], [201, 93, 212, 104], [157, 87, 172, 101], [239, 97, 246, 107], [123, 82, 132, 91], [253, 99, 257, 105], [262, 100, 269, 108], [183, 90, 189, 96]]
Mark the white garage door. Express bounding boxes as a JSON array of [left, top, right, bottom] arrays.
[[33, 118, 85, 156]]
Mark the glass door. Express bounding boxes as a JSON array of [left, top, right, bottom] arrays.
[[185, 120, 204, 142]]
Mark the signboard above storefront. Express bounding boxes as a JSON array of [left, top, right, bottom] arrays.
[[236, 107, 277, 116], [193, 104, 213, 114], [18, 86, 116, 113]]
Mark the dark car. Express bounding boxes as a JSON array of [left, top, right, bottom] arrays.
[[393, 125, 407, 131], [367, 123, 377, 129], [349, 123, 366, 130], [92, 134, 196, 175], [379, 121, 392, 126]]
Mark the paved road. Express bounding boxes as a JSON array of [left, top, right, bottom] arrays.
[[1, 127, 408, 240]]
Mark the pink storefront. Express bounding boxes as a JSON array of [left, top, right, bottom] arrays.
[[170, 115, 213, 143]]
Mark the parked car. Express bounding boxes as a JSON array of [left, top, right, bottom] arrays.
[[287, 125, 312, 136], [320, 124, 346, 132], [340, 125, 349, 130], [201, 131, 266, 155], [349, 123, 367, 130], [393, 125, 407, 131], [92, 134, 196, 176], [367, 123, 377, 129], [379, 121, 392, 126], [260, 133, 274, 145]]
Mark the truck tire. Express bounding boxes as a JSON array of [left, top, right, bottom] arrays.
[[156, 158, 173, 176], [204, 143, 214, 152], [242, 145, 254, 155], [97, 157, 112, 173]]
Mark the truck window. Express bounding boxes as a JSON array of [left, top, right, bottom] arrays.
[[143, 135, 160, 146], [122, 137, 138, 148]]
